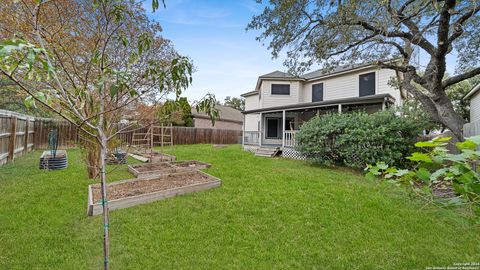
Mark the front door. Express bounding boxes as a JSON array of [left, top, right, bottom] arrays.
[[266, 118, 280, 139]]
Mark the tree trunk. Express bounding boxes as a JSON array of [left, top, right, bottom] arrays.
[[80, 140, 101, 179], [403, 80, 465, 141], [99, 134, 110, 270], [86, 148, 100, 178], [434, 95, 466, 141]]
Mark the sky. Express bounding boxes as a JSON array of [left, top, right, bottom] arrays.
[[145, 0, 459, 102], [145, 0, 285, 102]]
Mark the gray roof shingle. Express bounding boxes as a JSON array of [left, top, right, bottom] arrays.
[[192, 105, 243, 123], [259, 70, 297, 79]]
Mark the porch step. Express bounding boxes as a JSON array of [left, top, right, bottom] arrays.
[[255, 147, 280, 157]]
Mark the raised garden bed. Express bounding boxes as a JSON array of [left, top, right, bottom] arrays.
[[87, 171, 221, 216], [170, 160, 211, 171], [128, 162, 176, 178], [39, 150, 68, 170], [130, 150, 176, 163], [128, 160, 211, 178]]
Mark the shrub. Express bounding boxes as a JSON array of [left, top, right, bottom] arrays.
[[365, 136, 480, 209], [296, 109, 428, 168]]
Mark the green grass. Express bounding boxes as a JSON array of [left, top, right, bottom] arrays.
[[0, 145, 479, 269]]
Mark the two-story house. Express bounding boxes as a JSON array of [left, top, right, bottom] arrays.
[[241, 62, 406, 158]]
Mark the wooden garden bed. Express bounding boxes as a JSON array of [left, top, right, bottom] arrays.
[[130, 150, 176, 163], [128, 162, 176, 178], [170, 160, 211, 171], [87, 171, 221, 216], [128, 160, 211, 178]]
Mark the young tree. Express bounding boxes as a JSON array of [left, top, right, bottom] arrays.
[[248, 0, 480, 140], [0, 0, 215, 269], [157, 97, 194, 126]]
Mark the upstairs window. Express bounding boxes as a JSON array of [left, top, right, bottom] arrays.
[[271, 84, 290, 95], [312, 83, 324, 102], [359, 72, 376, 97]]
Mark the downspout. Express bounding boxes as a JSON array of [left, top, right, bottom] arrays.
[[282, 110, 286, 148], [242, 114, 245, 147], [259, 112, 262, 147]]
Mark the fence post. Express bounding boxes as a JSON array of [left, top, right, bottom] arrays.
[[24, 119, 29, 154], [8, 116, 17, 162]]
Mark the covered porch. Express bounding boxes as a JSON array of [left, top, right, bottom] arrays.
[[243, 94, 394, 149]]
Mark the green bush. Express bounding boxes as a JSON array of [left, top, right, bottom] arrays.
[[296, 110, 428, 168], [365, 136, 480, 209]]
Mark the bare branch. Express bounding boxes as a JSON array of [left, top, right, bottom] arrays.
[[442, 67, 480, 88], [448, 4, 480, 42]]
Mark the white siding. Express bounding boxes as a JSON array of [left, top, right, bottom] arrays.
[[471, 92, 480, 123], [261, 80, 301, 108], [244, 114, 260, 131], [244, 95, 260, 111], [300, 67, 401, 105], [376, 68, 402, 106]]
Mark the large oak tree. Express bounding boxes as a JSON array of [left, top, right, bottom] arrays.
[[248, 0, 480, 140]]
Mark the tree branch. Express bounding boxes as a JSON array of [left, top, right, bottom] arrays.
[[350, 20, 436, 54], [448, 4, 480, 42], [0, 68, 98, 139], [442, 67, 480, 88]]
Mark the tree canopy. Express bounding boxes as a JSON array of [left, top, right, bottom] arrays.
[[223, 96, 245, 111], [248, 0, 480, 139], [0, 1, 215, 269]]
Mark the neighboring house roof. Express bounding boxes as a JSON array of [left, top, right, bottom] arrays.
[[242, 93, 394, 114], [192, 105, 243, 124], [464, 83, 480, 100]]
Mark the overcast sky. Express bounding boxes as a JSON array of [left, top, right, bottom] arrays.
[[146, 0, 458, 103]]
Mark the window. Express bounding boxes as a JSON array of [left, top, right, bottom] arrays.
[[312, 83, 324, 102], [266, 118, 280, 138], [271, 84, 290, 95], [359, 72, 376, 97]]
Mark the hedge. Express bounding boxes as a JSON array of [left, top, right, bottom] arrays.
[[295, 110, 428, 168]]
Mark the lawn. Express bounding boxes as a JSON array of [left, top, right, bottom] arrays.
[[0, 145, 479, 269]]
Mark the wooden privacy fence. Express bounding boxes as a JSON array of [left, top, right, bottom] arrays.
[[33, 119, 78, 149], [0, 109, 241, 165], [171, 126, 241, 145], [116, 126, 242, 146], [0, 110, 35, 165]]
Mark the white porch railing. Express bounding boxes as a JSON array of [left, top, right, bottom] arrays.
[[244, 131, 260, 145], [284, 130, 298, 148], [464, 121, 480, 137]]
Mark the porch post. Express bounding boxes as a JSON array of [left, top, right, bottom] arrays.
[[282, 110, 286, 148], [259, 112, 262, 147], [338, 104, 342, 113]]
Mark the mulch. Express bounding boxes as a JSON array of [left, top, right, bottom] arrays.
[[132, 163, 173, 172], [92, 172, 213, 203], [174, 160, 210, 168]]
